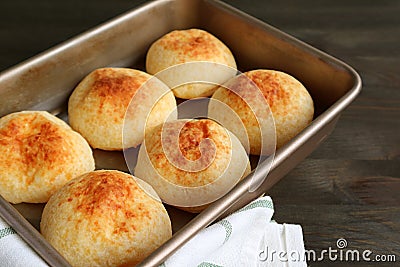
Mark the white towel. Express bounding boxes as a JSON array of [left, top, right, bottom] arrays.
[[0, 217, 48, 267], [163, 196, 306, 267]]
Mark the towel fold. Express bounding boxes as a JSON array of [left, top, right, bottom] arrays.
[[163, 196, 306, 267]]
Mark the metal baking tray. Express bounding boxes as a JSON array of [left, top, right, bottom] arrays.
[[0, 0, 361, 266]]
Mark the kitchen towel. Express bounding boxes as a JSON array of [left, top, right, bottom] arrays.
[[162, 196, 306, 267], [0, 216, 48, 267]]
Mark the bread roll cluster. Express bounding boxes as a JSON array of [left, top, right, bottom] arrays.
[[0, 28, 314, 266]]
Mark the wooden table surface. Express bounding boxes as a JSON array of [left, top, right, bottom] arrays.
[[0, 0, 399, 266]]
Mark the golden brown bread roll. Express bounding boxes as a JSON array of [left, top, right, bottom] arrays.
[[0, 111, 95, 204], [68, 67, 177, 150], [134, 119, 251, 212], [146, 29, 237, 99], [40, 170, 172, 267], [208, 69, 314, 154]]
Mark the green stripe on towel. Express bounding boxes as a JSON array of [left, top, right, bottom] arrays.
[[235, 198, 273, 213], [198, 262, 223, 267], [218, 219, 232, 244], [0, 227, 16, 240]]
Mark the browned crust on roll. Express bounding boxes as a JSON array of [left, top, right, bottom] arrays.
[[178, 120, 214, 161], [157, 29, 223, 61], [145, 119, 231, 187], [68, 67, 177, 150], [65, 171, 151, 231], [0, 111, 95, 203], [0, 114, 65, 176], [41, 170, 171, 267], [244, 70, 291, 115], [210, 69, 314, 152], [146, 29, 237, 99], [135, 118, 251, 212], [82, 68, 148, 119]]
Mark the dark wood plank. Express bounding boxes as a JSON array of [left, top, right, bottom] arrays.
[[271, 204, 400, 266], [0, 0, 148, 71], [268, 159, 400, 204]]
